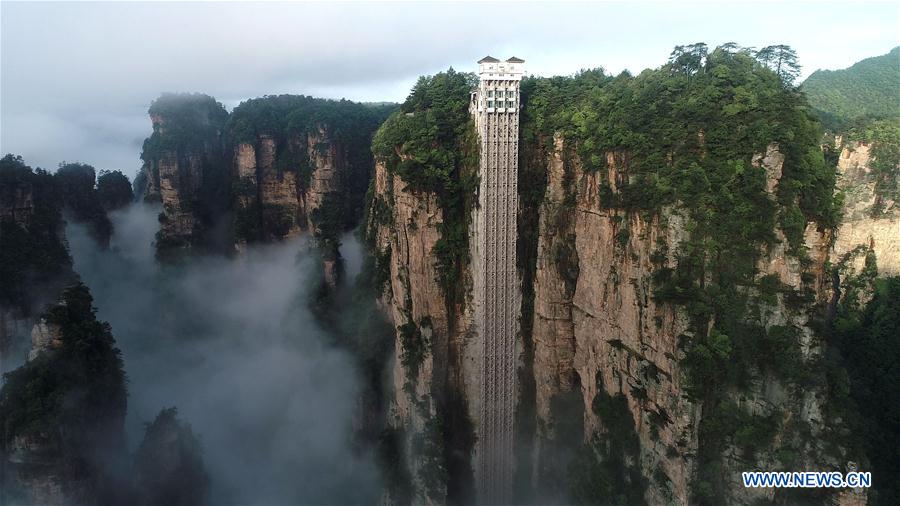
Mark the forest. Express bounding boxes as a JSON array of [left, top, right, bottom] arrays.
[[1, 40, 898, 506]]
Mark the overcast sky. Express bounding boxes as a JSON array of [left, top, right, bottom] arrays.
[[2, 1, 898, 177]]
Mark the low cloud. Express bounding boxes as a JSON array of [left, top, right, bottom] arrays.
[[67, 204, 380, 504]]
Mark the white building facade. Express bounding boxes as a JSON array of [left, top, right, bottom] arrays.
[[470, 55, 523, 505]]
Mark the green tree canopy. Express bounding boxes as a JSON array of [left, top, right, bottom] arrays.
[[802, 47, 900, 131], [96, 169, 134, 211], [0, 154, 74, 313], [55, 161, 113, 244]]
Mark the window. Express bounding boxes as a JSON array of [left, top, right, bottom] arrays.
[[508, 101, 516, 109], [497, 101, 505, 109], [487, 90, 494, 98], [507, 90, 514, 98], [488, 100, 494, 108]]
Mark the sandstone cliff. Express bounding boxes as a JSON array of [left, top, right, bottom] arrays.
[[527, 136, 696, 503], [1, 284, 128, 506], [523, 138, 863, 505], [831, 139, 899, 277], [369, 136, 870, 505], [140, 94, 390, 266], [364, 71, 480, 503], [367, 160, 476, 502], [139, 93, 231, 260], [5, 318, 68, 505], [364, 58, 879, 504], [232, 126, 355, 283], [0, 155, 74, 375]]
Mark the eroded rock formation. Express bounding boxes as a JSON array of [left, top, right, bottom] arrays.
[[367, 160, 474, 501], [139, 94, 230, 259], [832, 139, 899, 277], [366, 127, 885, 504], [139, 94, 389, 269]]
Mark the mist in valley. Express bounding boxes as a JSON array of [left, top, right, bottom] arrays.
[[66, 203, 381, 505]]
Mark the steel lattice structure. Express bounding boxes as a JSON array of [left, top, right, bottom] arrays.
[[470, 56, 523, 506]]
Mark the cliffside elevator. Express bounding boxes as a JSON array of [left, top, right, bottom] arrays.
[[470, 55, 524, 505]]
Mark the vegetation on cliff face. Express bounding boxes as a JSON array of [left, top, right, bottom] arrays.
[[0, 155, 74, 315], [846, 119, 900, 215], [367, 69, 480, 504], [141, 93, 229, 161], [831, 275, 900, 505], [140, 93, 232, 260], [569, 375, 647, 506], [228, 95, 393, 246], [371, 69, 479, 312], [139, 92, 393, 259], [511, 79, 549, 502], [515, 43, 845, 503], [802, 46, 900, 131], [55, 162, 114, 246], [134, 407, 210, 506], [0, 283, 127, 502], [229, 94, 393, 153], [805, 46, 900, 218], [96, 170, 134, 211]]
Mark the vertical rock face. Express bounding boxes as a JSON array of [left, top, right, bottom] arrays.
[[306, 128, 346, 285], [364, 71, 480, 503], [139, 93, 230, 259], [2, 285, 128, 506], [257, 135, 301, 236], [232, 135, 303, 243], [367, 161, 465, 500], [232, 128, 346, 241], [522, 138, 863, 505], [28, 318, 63, 360], [155, 151, 206, 242], [141, 94, 390, 261], [368, 133, 864, 505], [530, 137, 697, 503], [571, 208, 697, 505], [0, 155, 74, 374], [230, 126, 361, 286], [0, 173, 37, 371], [0, 177, 34, 227], [8, 318, 68, 505], [306, 127, 345, 232], [6, 433, 68, 506], [832, 140, 899, 276]]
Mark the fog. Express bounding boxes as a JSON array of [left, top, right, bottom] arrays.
[[4, 2, 897, 176], [66, 203, 380, 504]]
